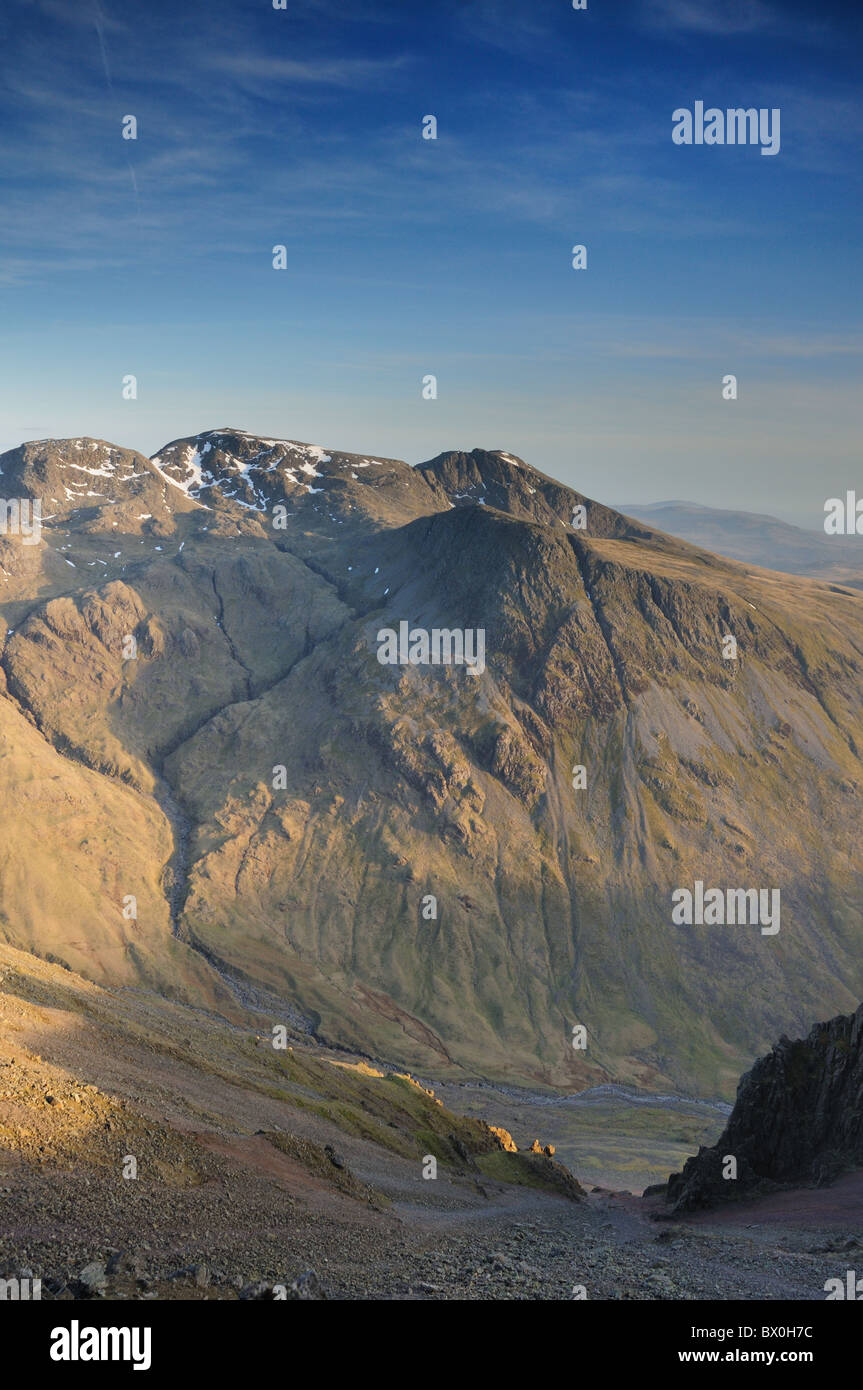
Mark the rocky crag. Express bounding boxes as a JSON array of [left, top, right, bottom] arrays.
[[665, 1002, 863, 1211]]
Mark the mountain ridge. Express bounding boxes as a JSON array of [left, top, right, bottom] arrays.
[[1, 429, 862, 1097]]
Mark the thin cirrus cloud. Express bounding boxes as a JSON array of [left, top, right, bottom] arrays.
[[640, 0, 821, 39], [592, 321, 863, 363], [200, 51, 411, 90]]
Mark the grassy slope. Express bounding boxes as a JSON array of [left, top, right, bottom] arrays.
[[0, 942, 582, 1203]]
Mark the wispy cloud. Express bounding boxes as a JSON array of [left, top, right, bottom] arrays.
[[12, 0, 125, 33], [201, 51, 410, 89], [645, 0, 781, 34], [453, 0, 558, 55]]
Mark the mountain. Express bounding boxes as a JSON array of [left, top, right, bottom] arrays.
[[618, 499, 863, 585], [2, 429, 863, 1098], [664, 1000, 863, 1211]]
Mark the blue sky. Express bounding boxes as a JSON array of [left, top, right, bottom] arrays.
[[0, 0, 860, 527]]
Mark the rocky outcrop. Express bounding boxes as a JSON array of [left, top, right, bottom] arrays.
[[664, 1003, 863, 1212], [528, 1139, 556, 1157]]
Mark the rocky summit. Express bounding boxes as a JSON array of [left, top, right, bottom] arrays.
[[2, 428, 863, 1098], [665, 1001, 863, 1212]]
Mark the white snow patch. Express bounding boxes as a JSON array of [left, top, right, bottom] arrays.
[[67, 463, 116, 478]]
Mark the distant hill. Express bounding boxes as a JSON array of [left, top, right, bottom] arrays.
[[618, 500, 863, 586]]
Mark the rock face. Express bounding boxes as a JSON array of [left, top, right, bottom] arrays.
[[665, 1003, 863, 1212], [1, 427, 863, 1096], [488, 1126, 518, 1153]]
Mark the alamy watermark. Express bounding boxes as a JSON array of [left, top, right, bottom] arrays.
[[825, 1271, 863, 1300], [0, 497, 41, 545], [0, 1274, 41, 1300], [824, 493, 863, 535], [672, 102, 780, 156], [50, 1322, 151, 1370], [672, 881, 780, 935], [376, 622, 486, 675]]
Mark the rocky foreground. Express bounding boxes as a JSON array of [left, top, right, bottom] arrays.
[[1, 945, 861, 1301], [4, 1165, 862, 1301]]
